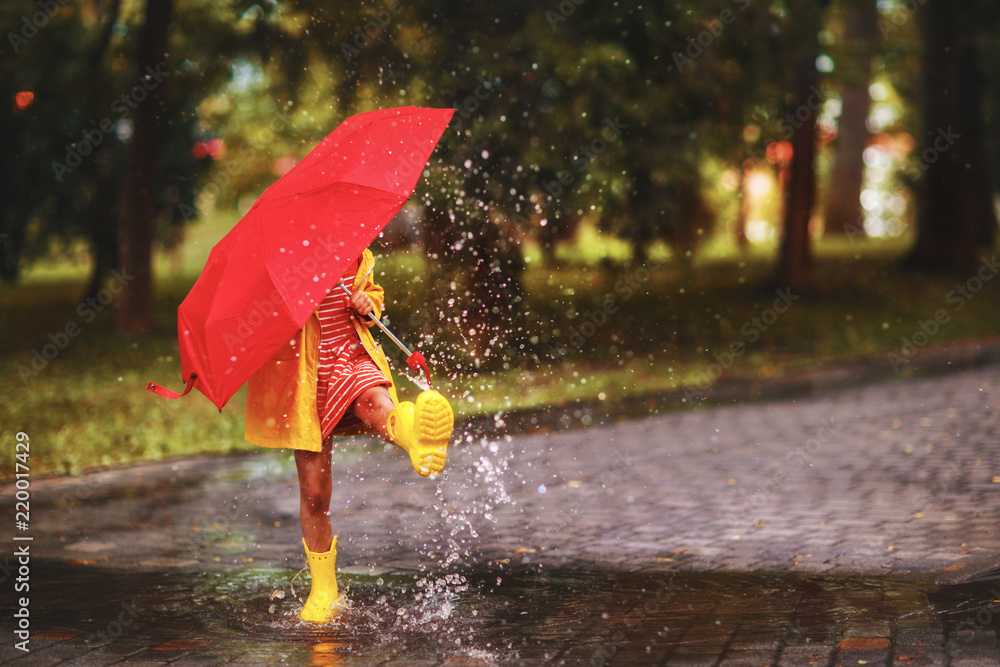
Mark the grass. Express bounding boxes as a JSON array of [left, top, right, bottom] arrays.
[[3, 212, 999, 477], [457, 233, 1000, 414]]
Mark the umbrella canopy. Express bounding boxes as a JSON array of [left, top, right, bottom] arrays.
[[149, 106, 454, 410]]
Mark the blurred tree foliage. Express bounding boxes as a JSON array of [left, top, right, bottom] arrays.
[[3, 0, 1000, 360], [0, 0, 267, 290]]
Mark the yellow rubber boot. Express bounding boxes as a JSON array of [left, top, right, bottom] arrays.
[[300, 537, 339, 624], [386, 389, 453, 476]]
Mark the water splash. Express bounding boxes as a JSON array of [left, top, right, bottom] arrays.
[[403, 428, 516, 603], [399, 369, 430, 391]]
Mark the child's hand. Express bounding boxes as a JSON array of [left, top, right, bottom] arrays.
[[349, 291, 374, 318]]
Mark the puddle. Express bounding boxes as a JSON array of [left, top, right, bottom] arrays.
[[8, 560, 1000, 664]]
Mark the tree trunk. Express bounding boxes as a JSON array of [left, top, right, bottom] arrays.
[[959, 33, 996, 249], [85, 0, 123, 300], [823, 0, 877, 237], [774, 54, 820, 293], [116, 0, 173, 334], [733, 167, 749, 252], [630, 171, 653, 265], [903, 0, 996, 271], [0, 90, 14, 283]]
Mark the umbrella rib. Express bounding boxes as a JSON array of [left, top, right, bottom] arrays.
[[285, 107, 424, 178], [257, 181, 410, 209], [261, 108, 437, 203]]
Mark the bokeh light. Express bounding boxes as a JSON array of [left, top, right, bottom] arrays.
[[14, 91, 34, 111]]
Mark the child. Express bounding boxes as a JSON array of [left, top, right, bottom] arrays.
[[244, 247, 454, 623]]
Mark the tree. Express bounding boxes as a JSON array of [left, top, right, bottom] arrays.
[[823, 0, 878, 237], [116, 0, 174, 334], [1, 0, 255, 297], [774, 0, 828, 292], [82, 0, 124, 299], [903, 0, 998, 271], [1, 4, 92, 283]]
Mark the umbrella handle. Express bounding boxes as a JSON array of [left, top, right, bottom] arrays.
[[148, 373, 198, 399], [340, 283, 433, 388], [406, 351, 432, 388]]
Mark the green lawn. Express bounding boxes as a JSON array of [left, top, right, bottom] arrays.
[[3, 213, 999, 477]]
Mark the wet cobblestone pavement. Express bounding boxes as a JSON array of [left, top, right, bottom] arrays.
[[2, 561, 1000, 665], [2, 362, 1000, 665]]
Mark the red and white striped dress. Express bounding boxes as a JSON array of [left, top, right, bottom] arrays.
[[315, 263, 390, 440]]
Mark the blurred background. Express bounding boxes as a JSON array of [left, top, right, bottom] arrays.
[[2, 0, 1000, 475]]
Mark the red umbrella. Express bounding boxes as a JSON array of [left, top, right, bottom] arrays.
[[148, 106, 454, 410]]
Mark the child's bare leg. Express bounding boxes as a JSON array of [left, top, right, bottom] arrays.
[[294, 437, 339, 623], [352, 386, 450, 476], [351, 386, 396, 441], [294, 437, 334, 552]]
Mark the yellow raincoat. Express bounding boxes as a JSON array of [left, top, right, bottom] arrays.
[[244, 249, 399, 452]]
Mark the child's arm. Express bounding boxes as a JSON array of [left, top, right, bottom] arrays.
[[351, 256, 384, 325], [349, 291, 375, 317]]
